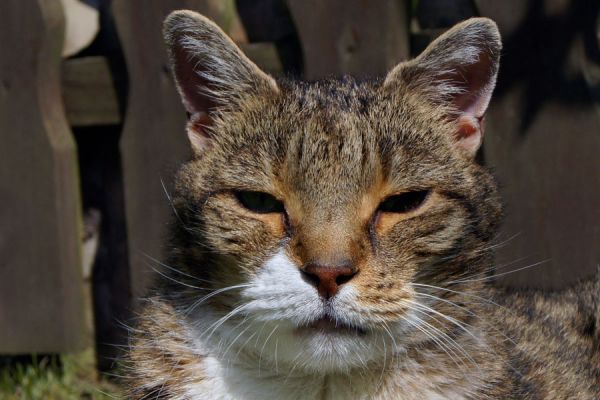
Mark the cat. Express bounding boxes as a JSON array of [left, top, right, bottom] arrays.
[[125, 10, 600, 399]]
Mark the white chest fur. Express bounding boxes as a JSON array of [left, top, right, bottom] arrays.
[[181, 354, 479, 400]]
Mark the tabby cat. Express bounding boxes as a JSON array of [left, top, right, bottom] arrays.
[[125, 11, 600, 399]]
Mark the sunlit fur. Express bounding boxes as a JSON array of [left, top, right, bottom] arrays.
[[125, 11, 600, 400]]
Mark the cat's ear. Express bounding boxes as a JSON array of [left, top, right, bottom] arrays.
[[164, 10, 278, 154], [384, 18, 501, 156]]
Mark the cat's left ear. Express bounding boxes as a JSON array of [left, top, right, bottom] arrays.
[[384, 18, 501, 156]]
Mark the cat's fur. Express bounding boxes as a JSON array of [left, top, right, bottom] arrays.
[[125, 11, 600, 399]]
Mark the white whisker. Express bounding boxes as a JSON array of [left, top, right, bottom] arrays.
[[450, 259, 551, 284], [184, 284, 251, 316]]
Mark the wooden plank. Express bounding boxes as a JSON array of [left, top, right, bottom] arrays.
[[60, 48, 278, 129], [113, 0, 283, 299], [113, 1, 187, 299], [61, 56, 121, 127], [287, 0, 411, 80], [113, 1, 242, 299], [240, 43, 283, 76], [478, 0, 600, 288], [0, 0, 86, 352]]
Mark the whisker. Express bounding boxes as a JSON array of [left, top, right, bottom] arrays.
[[274, 336, 279, 374], [403, 298, 483, 349], [450, 259, 551, 284], [200, 303, 251, 343], [235, 328, 258, 360], [478, 231, 522, 253], [142, 252, 214, 284], [259, 324, 279, 376], [455, 256, 530, 282], [160, 177, 187, 229], [380, 327, 388, 387], [400, 314, 466, 372], [412, 291, 517, 345], [144, 261, 208, 290], [222, 319, 252, 362], [404, 308, 477, 370], [410, 282, 509, 311], [183, 284, 251, 316]]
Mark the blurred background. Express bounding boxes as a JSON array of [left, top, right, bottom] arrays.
[[0, 0, 598, 398]]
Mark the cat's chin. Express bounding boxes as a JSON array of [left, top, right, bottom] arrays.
[[294, 314, 368, 336], [253, 321, 387, 374]]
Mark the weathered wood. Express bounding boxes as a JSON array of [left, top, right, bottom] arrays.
[[113, 1, 187, 299], [478, 0, 600, 288], [0, 0, 85, 352], [287, 0, 411, 80], [112, 1, 237, 299], [240, 43, 283, 76], [60, 45, 278, 128], [61, 57, 120, 127], [113, 0, 284, 299]]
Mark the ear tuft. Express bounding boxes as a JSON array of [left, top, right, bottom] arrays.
[[384, 18, 501, 157], [163, 10, 278, 154]]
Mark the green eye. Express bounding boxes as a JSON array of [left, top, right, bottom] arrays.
[[234, 191, 285, 214], [379, 190, 430, 214]]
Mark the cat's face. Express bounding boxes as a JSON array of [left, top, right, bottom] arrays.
[[164, 12, 502, 372]]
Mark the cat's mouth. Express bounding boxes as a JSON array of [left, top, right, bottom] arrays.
[[296, 314, 367, 336]]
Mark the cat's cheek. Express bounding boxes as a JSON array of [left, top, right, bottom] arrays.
[[201, 201, 284, 261], [203, 222, 277, 258]]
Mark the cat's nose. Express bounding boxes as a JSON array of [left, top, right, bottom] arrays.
[[301, 262, 358, 299]]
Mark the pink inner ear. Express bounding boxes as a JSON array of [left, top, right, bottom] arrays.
[[455, 114, 482, 154], [174, 46, 217, 113], [451, 50, 496, 119], [173, 43, 218, 153], [446, 51, 496, 156], [186, 111, 213, 152]]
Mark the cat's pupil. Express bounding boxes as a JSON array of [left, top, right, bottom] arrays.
[[235, 191, 284, 214], [378, 190, 430, 213]]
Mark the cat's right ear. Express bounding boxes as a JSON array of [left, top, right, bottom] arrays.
[[164, 10, 279, 154]]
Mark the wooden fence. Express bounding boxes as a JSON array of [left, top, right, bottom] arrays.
[[0, 0, 598, 367]]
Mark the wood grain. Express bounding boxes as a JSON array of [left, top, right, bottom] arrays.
[[113, 0, 283, 299], [287, 0, 410, 80], [113, 1, 188, 299], [62, 56, 121, 127], [0, 0, 85, 352], [479, 0, 600, 288]]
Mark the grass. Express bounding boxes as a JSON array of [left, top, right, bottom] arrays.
[[0, 352, 122, 400]]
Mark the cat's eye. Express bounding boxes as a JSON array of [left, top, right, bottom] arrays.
[[234, 191, 285, 214], [378, 190, 430, 214]]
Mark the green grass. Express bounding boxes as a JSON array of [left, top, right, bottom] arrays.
[[0, 353, 122, 400]]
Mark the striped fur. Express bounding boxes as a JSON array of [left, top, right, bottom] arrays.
[[124, 11, 600, 399]]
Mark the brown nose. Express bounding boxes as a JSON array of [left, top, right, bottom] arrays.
[[301, 263, 358, 299]]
